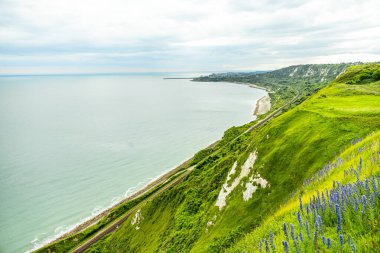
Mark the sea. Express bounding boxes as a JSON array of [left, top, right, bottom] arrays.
[[0, 73, 266, 252]]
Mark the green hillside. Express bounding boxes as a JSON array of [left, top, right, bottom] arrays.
[[36, 63, 380, 253], [232, 130, 380, 252]]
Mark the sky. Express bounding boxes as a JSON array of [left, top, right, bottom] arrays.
[[0, 0, 380, 74]]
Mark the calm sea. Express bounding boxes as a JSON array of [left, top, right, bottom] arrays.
[[0, 73, 266, 252]]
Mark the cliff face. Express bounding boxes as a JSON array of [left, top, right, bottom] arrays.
[[264, 63, 352, 81], [195, 63, 358, 86]]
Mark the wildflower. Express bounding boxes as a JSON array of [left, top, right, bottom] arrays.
[[290, 224, 295, 241], [354, 197, 359, 212], [299, 232, 303, 242], [282, 241, 289, 253], [283, 222, 288, 240], [321, 192, 326, 212], [362, 195, 367, 214], [296, 212, 302, 228], [335, 204, 342, 232], [265, 239, 269, 253], [322, 236, 326, 245], [317, 215, 323, 234], [269, 231, 275, 252], [327, 238, 331, 249], [370, 192, 375, 207], [339, 234, 344, 246], [305, 220, 310, 239], [259, 239, 262, 253], [299, 195, 303, 212]]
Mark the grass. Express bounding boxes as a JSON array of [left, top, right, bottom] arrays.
[[231, 130, 380, 252]]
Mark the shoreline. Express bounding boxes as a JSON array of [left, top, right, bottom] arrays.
[[34, 139, 221, 251], [33, 82, 267, 252], [44, 157, 192, 244]]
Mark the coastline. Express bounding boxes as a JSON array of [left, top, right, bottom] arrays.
[[33, 83, 267, 252], [35, 139, 221, 251]]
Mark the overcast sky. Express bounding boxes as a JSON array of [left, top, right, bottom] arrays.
[[1, 0, 380, 74]]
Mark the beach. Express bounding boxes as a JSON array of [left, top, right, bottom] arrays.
[[254, 95, 271, 115]]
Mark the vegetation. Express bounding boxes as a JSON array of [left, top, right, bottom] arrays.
[[233, 131, 380, 252], [34, 63, 380, 253]]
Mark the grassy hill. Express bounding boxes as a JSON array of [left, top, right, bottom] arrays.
[[36, 63, 380, 253], [232, 130, 380, 252]]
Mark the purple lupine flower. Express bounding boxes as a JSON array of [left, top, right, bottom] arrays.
[[317, 215, 323, 235], [362, 195, 367, 214], [317, 215, 323, 228], [306, 204, 310, 215], [290, 224, 295, 241], [299, 232, 303, 242], [299, 195, 303, 212], [296, 212, 302, 228], [335, 203, 342, 232], [269, 231, 275, 252], [322, 236, 326, 245], [259, 239, 263, 253], [321, 192, 326, 212], [265, 239, 269, 253], [339, 234, 344, 246], [327, 238, 331, 249], [282, 241, 289, 253], [283, 222, 288, 240], [305, 220, 310, 239], [365, 178, 370, 195], [354, 197, 359, 212], [290, 223, 294, 241], [370, 192, 375, 206]]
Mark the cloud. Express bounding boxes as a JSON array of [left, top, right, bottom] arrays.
[[0, 0, 379, 74]]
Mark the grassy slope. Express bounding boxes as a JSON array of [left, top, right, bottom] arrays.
[[85, 64, 380, 252], [231, 129, 380, 252]]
